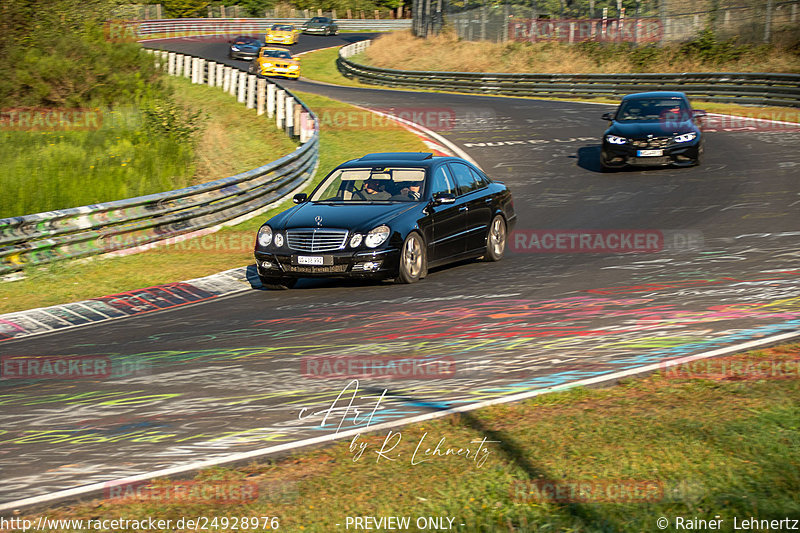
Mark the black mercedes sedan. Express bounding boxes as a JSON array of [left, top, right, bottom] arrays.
[[253, 152, 516, 289], [600, 91, 706, 170], [301, 16, 338, 35], [228, 36, 264, 60]]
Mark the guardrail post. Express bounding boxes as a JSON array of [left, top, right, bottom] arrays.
[[216, 63, 224, 87], [175, 53, 183, 76], [276, 89, 285, 129], [222, 66, 230, 92], [198, 58, 206, 84], [168, 52, 176, 75], [207, 61, 216, 86], [267, 83, 276, 118], [285, 96, 295, 136], [246, 74, 256, 109], [190, 57, 197, 83], [237, 71, 247, 103], [183, 55, 192, 78], [229, 68, 238, 96], [256, 78, 266, 115], [293, 103, 301, 139]]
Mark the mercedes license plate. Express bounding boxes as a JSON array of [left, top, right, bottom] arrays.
[[297, 256, 324, 266]]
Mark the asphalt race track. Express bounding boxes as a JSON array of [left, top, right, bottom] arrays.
[[2, 35, 800, 507]]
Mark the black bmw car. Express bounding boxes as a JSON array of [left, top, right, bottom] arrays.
[[253, 152, 516, 289], [600, 91, 706, 170], [228, 36, 264, 60], [301, 16, 338, 35]]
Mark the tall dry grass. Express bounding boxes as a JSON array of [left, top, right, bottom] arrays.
[[364, 31, 800, 74]]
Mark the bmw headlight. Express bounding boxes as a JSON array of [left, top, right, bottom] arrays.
[[364, 225, 390, 248], [268, 34, 274, 38], [349, 233, 363, 248], [674, 132, 697, 143], [264, 62, 273, 68], [289, 65, 299, 70], [274, 232, 284, 247], [606, 135, 627, 145], [257, 225, 273, 247]]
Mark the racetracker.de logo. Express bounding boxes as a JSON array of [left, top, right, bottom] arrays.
[[301, 355, 456, 379], [315, 107, 457, 131], [510, 479, 664, 503], [104, 480, 259, 504], [0, 108, 103, 132], [1, 356, 112, 380], [511, 229, 703, 253]]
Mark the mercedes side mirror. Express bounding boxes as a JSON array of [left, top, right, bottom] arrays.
[[293, 193, 307, 204], [602, 112, 614, 121], [431, 192, 456, 206], [693, 110, 707, 118]]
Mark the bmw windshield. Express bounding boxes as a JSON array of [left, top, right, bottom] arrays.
[[616, 97, 691, 122], [310, 167, 427, 203]]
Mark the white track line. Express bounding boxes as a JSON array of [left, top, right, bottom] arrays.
[[3, 328, 799, 514]]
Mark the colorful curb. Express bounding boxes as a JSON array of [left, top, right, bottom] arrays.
[[0, 267, 251, 342]]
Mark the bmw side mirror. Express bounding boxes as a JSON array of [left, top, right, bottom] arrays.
[[601, 112, 614, 121], [293, 193, 307, 204], [693, 110, 707, 118], [432, 192, 456, 205]]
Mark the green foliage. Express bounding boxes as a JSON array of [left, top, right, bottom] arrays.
[[0, 0, 167, 109], [160, 0, 211, 18], [679, 27, 745, 64], [232, 0, 278, 16], [142, 100, 206, 145]]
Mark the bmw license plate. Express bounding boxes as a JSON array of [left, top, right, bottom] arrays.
[[297, 256, 324, 266], [637, 149, 664, 157]]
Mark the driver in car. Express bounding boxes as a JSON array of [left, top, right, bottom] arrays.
[[357, 179, 391, 200]]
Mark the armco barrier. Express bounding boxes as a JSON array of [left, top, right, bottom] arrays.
[[0, 49, 319, 275], [337, 40, 800, 108], [119, 18, 411, 41]]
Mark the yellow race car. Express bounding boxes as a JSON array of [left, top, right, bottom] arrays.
[[265, 24, 299, 45], [249, 47, 300, 79]]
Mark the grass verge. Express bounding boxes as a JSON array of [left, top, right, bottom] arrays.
[[364, 30, 800, 74], [299, 46, 800, 125], [27, 343, 800, 532], [0, 90, 427, 315]]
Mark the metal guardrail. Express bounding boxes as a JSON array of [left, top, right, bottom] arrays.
[[0, 50, 319, 275], [130, 18, 411, 41], [337, 40, 800, 108]]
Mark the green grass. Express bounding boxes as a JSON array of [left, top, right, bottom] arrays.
[[0, 107, 194, 219], [30, 344, 800, 532], [300, 46, 376, 88], [0, 90, 427, 314]]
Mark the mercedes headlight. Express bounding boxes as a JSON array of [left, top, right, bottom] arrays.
[[231, 46, 240, 51], [349, 234, 363, 248], [674, 132, 697, 143], [606, 135, 627, 145], [257, 225, 273, 247], [364, 225, 390, 248], [273, 232, 284, 247]]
